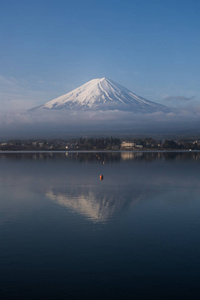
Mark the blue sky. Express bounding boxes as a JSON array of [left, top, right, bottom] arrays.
[[0, 0, 200, 111]]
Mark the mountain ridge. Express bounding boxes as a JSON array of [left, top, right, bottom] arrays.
[[33, 77, 169, 113]]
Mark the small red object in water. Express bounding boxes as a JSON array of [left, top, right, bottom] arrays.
[[100, 175, 103, 180]]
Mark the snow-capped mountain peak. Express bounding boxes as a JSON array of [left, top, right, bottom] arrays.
[[35, 77, 169, 113]]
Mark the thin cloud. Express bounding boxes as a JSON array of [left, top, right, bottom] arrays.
[[164, 96, 195, 102], [0, 75, 50, 112], [1, 108, 200, 139]]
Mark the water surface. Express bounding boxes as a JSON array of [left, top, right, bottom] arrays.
[[0, 152, 200, 299]]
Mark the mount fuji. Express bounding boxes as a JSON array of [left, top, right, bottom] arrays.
[[34, 78, 169, 113]]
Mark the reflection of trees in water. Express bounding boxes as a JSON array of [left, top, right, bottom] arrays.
[[0, 152, 120, 163], [71, 152, 121, 164], [46, 187, 155, 223], [1, 151, 200, 162]]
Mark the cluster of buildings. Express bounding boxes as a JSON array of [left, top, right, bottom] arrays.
[[1, 138, 200, 151]]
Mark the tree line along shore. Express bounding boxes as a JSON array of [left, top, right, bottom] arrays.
[[0, 137, 200, 151]]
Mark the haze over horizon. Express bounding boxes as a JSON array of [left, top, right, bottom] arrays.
[[0, 0, 200, 138]]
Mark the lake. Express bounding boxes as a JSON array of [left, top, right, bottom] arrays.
[[0, 151, 200, 299]]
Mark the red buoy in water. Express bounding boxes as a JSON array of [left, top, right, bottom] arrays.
[[100, 175, 103, 180]]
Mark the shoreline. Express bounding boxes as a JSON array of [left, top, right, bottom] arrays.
[[0, 149, 199, 154]]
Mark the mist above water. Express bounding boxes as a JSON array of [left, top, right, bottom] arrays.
[[1, 106, 200, 139]]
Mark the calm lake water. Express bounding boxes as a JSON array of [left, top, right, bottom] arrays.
[[1, 151, 200, 299]]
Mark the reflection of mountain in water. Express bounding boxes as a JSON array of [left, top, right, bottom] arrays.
[[46, 187, 155, 223]]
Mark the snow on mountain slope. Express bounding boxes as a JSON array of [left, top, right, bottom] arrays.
[[35, 78, 169, 113]]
